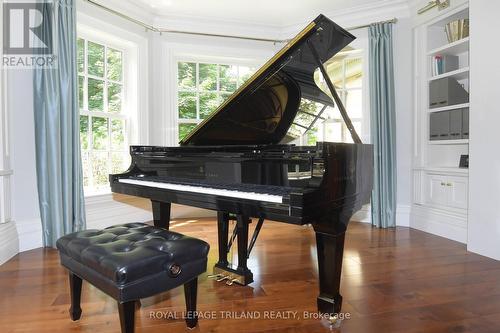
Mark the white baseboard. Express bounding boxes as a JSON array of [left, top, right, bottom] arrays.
[[12, 194, 216, 252], [351, 204, 411, 227], [410, 204, 467, 243], [85, 193, 215, 229], [16, 218, 43, 251], [396, 204, 411, 227], [352, 204, 371, 223], [0, 222, 19, 265]]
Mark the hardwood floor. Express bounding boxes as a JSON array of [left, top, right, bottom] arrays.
[[1, 219, 500, 333]]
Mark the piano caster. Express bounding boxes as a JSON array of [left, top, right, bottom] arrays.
[[324, 314, 342, 330]]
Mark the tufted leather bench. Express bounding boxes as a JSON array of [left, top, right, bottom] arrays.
[[56, 222, 209, 332]]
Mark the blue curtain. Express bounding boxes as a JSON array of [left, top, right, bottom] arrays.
[[33, 0, 86, 247], [369, 23, 397, 228]]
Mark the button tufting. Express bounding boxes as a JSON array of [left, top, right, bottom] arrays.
[[57, 222, 209, 285]]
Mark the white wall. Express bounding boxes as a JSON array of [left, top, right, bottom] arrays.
[[0, 0, 20, 263], [467, 0, 500, 260], [393, 17, 413, 227], [8, 69, 43, 251]]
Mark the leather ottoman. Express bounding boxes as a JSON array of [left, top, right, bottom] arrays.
[[56, 222, 209, 332]]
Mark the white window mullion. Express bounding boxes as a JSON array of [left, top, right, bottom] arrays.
[[195, 63, 200, 121], [88, 115, 95, 190]]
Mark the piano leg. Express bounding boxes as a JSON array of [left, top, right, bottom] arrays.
[[313, 227, 346, 315], [236, 215, 251, 276], [213, 213, 253, 285], [216, 212, 229, 267], [151, 200, 171, 229]]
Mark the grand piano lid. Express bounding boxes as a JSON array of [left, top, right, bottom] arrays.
[[180, 14, 355, 146]]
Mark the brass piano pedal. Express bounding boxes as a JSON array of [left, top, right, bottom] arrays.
[[207, 273, 224, 280], [225, 277, 239, 286], [216, 275, 230, 282], [327, 314, 342, 329]]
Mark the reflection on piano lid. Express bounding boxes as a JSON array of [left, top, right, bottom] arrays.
[[179, 14, 356, 147]]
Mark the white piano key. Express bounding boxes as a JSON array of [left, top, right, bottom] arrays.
[[118, 179, 283, 204]]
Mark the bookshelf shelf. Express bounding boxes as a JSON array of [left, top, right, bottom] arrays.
[[429, 67, 469, 81], [428, 103, 469, 113], [428, 139, 469, 145], [423, 166, 469, 175], [427, 37, 470, 57]]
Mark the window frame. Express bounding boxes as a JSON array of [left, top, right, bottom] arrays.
[[78, 37, 128, 196]]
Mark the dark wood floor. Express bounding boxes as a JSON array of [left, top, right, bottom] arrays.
[[1, 219, 500, 333]]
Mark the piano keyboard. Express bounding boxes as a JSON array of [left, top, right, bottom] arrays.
[[118, 178, 285, 203]]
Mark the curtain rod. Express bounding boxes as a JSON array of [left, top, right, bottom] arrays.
[[84, 0, 397, 43]]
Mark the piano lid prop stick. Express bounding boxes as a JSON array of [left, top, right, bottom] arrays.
[[307, 38, 362, 144]]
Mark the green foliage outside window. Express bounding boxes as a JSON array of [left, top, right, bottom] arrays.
[[78, 38, 128, 193], [178, 92, 196, 119], [179, 124, 197, 141], [177, 61, 255, 141], [178, 62, 196, 89], [88, 78, 104, 111], [107, 48, 122, 81], [88, 41, 104, 77]]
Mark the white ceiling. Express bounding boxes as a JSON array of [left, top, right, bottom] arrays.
[[129, 0, 400, 26]]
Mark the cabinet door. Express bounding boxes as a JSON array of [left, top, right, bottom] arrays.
[[447, 176, 468, 209], [426, 174, 448, 207]]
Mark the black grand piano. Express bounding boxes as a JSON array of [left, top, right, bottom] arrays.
[[110, 14, 373, 316]]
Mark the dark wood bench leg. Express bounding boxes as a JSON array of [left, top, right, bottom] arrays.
[[118, 301, 136, 333], [184, 277, 198, 329], [69, 272, 82, 321]]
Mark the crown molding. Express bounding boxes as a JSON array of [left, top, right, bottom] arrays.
[[280, 0, 411, 38], [79, 0, 155, 27], [81, 0, 413, 42], [153, 15, 284, 40], [326, 0, 410, 21]]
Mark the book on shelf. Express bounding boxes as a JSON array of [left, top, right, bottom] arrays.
[[431, 54, 458, 76], [445, 19, 469, 43]]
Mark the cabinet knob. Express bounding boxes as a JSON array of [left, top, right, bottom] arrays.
[[446, 182, 452, 186], [440, 182, 446, 186]]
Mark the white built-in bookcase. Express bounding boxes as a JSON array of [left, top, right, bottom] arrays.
[[411, 4, 470, 243]]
